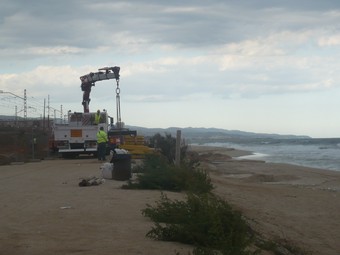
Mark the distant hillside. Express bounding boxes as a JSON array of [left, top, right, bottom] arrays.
[[0, 115, 21, 120], [125, 125, 310, 143], [1, 114, 310, 143]]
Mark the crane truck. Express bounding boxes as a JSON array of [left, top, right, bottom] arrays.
[[51, 66, 151, 158]]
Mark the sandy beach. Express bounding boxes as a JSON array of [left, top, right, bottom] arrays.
[[1, 146, 339, 255], [191, 145, 340, 255]]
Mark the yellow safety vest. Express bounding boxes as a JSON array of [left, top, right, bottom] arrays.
[[97, 130, 108, 143], [94, 113, 101, 124]]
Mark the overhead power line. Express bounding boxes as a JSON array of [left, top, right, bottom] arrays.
[[0, 89, 63, 119]]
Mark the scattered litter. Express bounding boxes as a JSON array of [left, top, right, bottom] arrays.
[[60, 206, 72, 209], [100, 162, 113, 179], [78, 176, 104, 187], [114, 148, 129, 154]]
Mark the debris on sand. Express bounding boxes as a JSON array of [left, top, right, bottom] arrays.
[[78, 176, 104, 187]]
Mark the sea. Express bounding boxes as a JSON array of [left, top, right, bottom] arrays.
[[198, 138, 340, 172]]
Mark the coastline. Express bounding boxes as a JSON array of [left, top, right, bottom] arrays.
[[188, 144, 253, 158], [189, 145, 340, 254], [189, 144, 340, 173]]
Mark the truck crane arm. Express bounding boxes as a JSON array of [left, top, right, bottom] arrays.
[[80, 66, 120, 113]]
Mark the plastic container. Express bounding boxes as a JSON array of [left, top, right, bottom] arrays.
[[101, 162, 113, 179]]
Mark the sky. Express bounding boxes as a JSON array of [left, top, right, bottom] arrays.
[[1, 0, 340, 138]]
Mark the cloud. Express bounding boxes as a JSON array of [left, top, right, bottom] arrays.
[[2, 0, 339, 58], [318, 35, 340, 46], [0, 66, 82, 102], [1, 0, 340, 136]]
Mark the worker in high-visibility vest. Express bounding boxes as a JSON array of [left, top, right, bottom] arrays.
[[94, 110, 101, 124], [97, 126, 108, 161]]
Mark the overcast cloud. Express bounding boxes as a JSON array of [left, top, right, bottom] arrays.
[[1, 0, 340, 137]]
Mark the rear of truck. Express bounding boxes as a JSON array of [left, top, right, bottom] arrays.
[[52, 112, 108, 158]]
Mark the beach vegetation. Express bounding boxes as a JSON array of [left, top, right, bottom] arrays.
[[142, 192, 255, 255], [122, 153, 213, 194], [148, 132, 188, 164], [122, 133, 212, 193]]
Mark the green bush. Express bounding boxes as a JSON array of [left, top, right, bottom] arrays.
[[148, 132, 188, 164], [142, 193, 254, 255], [123, 153, 213, 193], [128, 153, 182, 191]]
